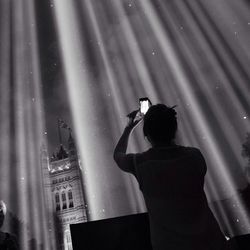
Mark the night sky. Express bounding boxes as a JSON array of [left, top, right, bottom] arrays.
[[35, 0, 72, 153], [1, 0, 250, 243], [35, 0, 250, 185], [34, 0, 250, 211], [2, 1, 250, 246]]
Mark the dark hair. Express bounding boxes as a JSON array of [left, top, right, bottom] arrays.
[[143, 104, 177, 144]]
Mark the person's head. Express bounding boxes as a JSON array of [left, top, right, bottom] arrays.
[[143, 104, 177, 146], [0, 200, 7, 228]]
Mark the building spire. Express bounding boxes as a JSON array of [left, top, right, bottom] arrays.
[[57, 118, 62, 145], [68, 131, 78, 165], [56, 145, 68, 160], [52, 118, 72, 161]]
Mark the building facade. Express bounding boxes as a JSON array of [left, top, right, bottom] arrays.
[[41, 133, 88, 250]]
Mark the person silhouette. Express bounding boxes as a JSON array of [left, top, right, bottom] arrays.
[[114, 104, 230, 250], [0, 201, 19, 250]]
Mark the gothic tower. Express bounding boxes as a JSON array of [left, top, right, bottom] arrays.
[[42, 131, 88, 250]]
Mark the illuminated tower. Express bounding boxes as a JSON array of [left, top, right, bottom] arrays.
[[43, 132, 88, 250]]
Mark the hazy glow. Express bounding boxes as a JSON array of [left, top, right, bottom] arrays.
[[0, 0, 56, 249], [52, 0, 106, 218], [1, 0, 250, 248]]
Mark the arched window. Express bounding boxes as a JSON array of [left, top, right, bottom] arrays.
[[68, 190, 74, 208], [55, 193, 60, 211], [62, 192, 67, 209]]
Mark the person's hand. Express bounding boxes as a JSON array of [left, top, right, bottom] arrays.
[[126, 110, 143, 129]]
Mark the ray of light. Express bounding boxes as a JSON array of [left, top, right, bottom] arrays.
[[0, 0, 57, 249], [51, 0, 250, 237], [2, 0, 250, 247]]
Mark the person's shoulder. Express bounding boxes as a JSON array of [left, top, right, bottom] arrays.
[[180, 146, 206, 161], [135, 149, 151, 158], [134, 149, 152, 164], [180, 146, 202, 155], [183, 146, 207, 170]]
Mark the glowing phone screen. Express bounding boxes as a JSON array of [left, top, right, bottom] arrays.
[[140, 100, 150, 114]]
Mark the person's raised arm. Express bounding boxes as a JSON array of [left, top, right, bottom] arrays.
[[113, 110, 142, 172]]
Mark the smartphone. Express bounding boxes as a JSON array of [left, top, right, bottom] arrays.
[[139, 97, 151, 114]]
